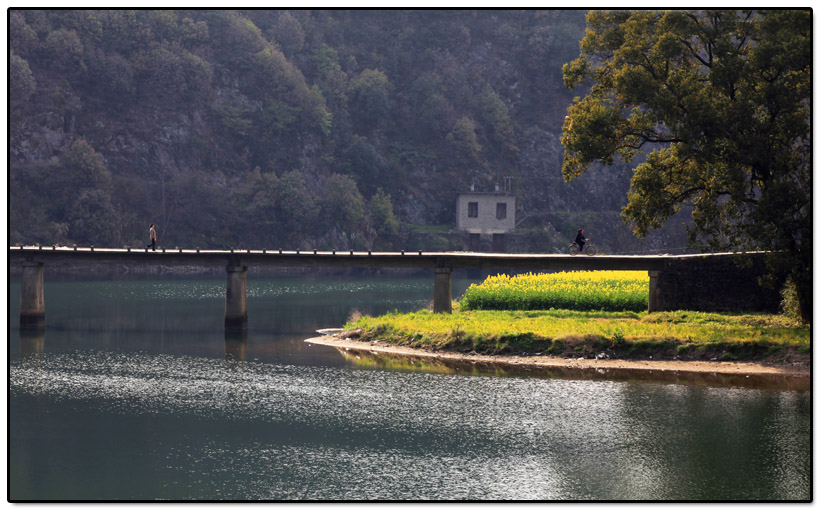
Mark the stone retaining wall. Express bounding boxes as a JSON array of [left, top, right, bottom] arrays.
[[650, 254, 782, 313]]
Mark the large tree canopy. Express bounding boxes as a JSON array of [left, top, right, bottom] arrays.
[[562, 10, 811, 321]]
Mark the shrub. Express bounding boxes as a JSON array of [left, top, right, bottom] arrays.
[[780, 278, 801, 322]]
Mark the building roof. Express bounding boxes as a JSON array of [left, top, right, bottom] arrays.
[[457, 191, 515, 197]]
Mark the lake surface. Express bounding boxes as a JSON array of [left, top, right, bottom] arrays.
[[8, 274, 811, 501]]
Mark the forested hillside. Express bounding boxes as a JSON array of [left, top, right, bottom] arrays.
[[9, 9, 689, 253]]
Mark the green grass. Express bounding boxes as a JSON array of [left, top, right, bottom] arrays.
[[345, 308, 809, 361]]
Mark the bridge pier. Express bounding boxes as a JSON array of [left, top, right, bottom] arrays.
[[20, 261, 45, 329], [648, 270, 661, 313], [433, 267, 452, 313], [225, 265, 248, 330]]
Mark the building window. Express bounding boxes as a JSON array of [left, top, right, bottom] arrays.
[[496, 202, 507, 220], [468, 202, 478, 218]]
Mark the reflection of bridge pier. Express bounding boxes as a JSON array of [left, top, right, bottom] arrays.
[[225, 265, 248, 331], [10, 246, 782, 333], [224, 330, 248, 361], [20, 260, 45, 329], [20, 328, 45, 357]]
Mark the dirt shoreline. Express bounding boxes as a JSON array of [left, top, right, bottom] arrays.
[[305, 334, 810, 379]]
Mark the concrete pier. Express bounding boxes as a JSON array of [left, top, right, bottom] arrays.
[[433, 267, 453, 313], [225, 265, 248, 330], [20, 261, 45, 329], [648, 270, 661, 313]]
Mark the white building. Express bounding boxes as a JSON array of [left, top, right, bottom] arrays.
[[456, 192, 516, 251]]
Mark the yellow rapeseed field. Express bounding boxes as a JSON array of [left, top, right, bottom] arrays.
[[461, 271, 649, 312]]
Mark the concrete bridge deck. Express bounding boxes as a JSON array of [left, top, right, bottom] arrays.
[[10, 244, 717, 270], [10, 245, 769, 331]]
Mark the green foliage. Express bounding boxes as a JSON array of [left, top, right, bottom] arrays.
[[274, 170, 318, 241], [243, 168, 280, 245], [350, 68, 391, 129], [446, 117, 483, 164], [65, 188, 117, 245], [180, 17, 210, 48], [344, 136, 385, 194], [85, 48, 134, 99], [273, 11, 305, 56], [133, 45, 212, 100], [320, 173, 366, 241], [10, 11, 39, 56], [41, 28, 84, 72], [214, 104, 254, 137], [779, 278, 802, 323], [211, 10, 267, 68], [312, 44, 340, 77], [8, 10, 601, 251], [59, 139, 113, 191], [476, 87, 517, 154], [369, 189, 399, 239], [10, 53, 37, 107], [562, 9, 812, 322], [254, 46, 331, 136], [42, 140, 117, 245]]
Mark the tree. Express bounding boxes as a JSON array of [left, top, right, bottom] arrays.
[[369, 188, 399, 240], [319, 174, 366, 247], [477, 87, 517, 154], [274, 11, 305, 56], [345, 136, 386, 195], [85, 48, 134, 99], [10, 52, 37, 107], [245, 167, 280, 246], [49, 139, 117, 245], [273, 170, 317, 242], [179, 17, 209, 49], [446, 116, 483, 164], [41, 28, 84, 72], [350, 69, 391, 131], [562, 10, 811, 322], [312, 43, 340, 77], [133, 45, 212, 102], [10, 11, 39, 56]]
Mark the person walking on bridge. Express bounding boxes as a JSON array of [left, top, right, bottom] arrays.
[[147, 224, 157, 251]]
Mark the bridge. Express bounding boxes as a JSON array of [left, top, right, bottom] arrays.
[[9, 245, 778, 330]]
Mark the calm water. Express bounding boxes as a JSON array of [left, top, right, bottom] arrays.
[[8, 274, 811, 501]]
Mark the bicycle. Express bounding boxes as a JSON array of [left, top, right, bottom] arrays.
[[568, 241, 597, 256]]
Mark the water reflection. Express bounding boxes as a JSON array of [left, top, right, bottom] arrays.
[[337, 348, 810, 391], [225, 330, 248, 361], [19, 328, 45, 358]]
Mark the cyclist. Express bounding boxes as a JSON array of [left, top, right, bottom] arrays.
[[574, 229, 588, 253]]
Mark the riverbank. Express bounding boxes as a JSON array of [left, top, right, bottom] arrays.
[[307, 308, 810, 383], [307, 333, 809, 378]]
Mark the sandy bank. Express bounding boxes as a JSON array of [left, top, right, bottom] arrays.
[[305, 334, 810, 382]]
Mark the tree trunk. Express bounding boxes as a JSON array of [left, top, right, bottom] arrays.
[[797, 280, 812, 324]]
